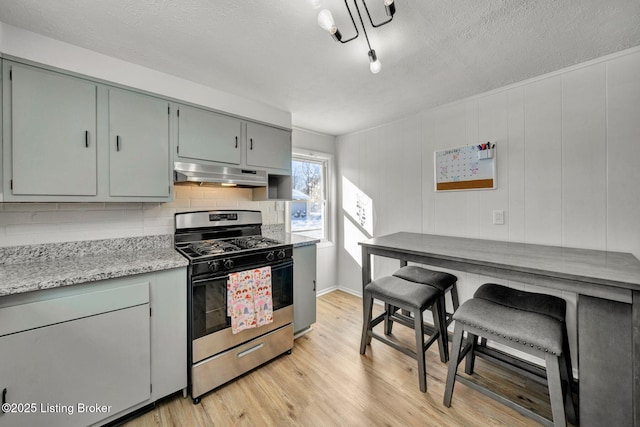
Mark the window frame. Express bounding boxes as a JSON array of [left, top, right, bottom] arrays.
[[287, 150, 333, 244]]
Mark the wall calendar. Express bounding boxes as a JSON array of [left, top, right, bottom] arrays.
[[434, 143, 496, 191]]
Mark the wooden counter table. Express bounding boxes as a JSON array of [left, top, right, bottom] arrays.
[[359, 232, 640, 427]]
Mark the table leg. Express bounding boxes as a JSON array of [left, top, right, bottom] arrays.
[[361, 247, 372, 323], [634, 290, 640, 426], [578, 295, 633, 426]]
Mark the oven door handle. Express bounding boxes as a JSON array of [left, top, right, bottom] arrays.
[[236, 342, 264, 359], [271, 260, 294, 270]]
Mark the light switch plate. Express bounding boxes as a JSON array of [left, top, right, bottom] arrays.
[[493, 210, 505, 225]]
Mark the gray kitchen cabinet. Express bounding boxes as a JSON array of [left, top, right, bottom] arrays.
[[0, 268, 187, 427], [1, 60, 172, 202], [147, 268, 187, 401], [246, 122, 292, 172], [108, 89, 171, 197], [0, 281, 151, 427], [173, 104, 291, 175], [176, 105, 241, 165], [293, 244, 317, 334], [7, 63, 98, 196]]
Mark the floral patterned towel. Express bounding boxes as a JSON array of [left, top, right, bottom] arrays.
[[227, 266, 273, 334]]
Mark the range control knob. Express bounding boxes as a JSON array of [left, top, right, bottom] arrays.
[[207, 260, 221, 272], [277, 250, 286, 260], [266, 251, 275, 262], [223, 259, 234, 270]]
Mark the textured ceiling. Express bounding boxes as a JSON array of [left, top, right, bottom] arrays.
[[0, 0, 639, 136]]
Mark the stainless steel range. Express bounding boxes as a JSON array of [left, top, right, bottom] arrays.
[[175, 210, 293, 403]]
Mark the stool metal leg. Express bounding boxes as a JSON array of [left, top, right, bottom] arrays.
[[558, 351, 577, 425], [450, 282, 460, 311], [414, 308, 427, 392], [431, 304, 448, 363], [443, 324, 465, 407], [545, 353, 568, 427], [384, 303, 394, 335], [360, 291, 374, 354], [464, 333, 478, 375]]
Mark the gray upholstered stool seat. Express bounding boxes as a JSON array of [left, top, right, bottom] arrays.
[[474, 283, 566, 322], [360, 275, 446, 392], [365, 275, 440, 310], [470, 283, 576, 388], [392, 266, 457, 293], [392, 266, 459, 360], [451, 298, 563, 354], [443, 284, 577, 427]]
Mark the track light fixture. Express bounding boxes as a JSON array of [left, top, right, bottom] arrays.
[[317, 0, 396, 74]]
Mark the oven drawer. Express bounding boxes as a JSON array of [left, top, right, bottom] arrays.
[[193, 305, 293, 362], [191, 323, 293, 398]]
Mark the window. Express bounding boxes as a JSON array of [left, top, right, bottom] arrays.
[[290, 153, 329, 241]]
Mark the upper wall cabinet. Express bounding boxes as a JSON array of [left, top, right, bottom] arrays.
[[246, 122, 292, 172], [176, 105, 241, 165], [174, 104, 292, 175], [9, 64, 98, 196], [2, 60, 172, 202], [108, 89, 170, 198]]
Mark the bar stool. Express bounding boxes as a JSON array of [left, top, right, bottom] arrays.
[[443, 284, 577, 427], [360, 275, 446, 392], [392, 266, 459, 359]]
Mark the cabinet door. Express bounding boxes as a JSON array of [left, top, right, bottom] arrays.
[[10, 65, 97, 196], [246, 122, 291, 171], [177, 105, 241, 165], [150, 269, 187, 399], [109, 90, 170, 197], [293, 244, 317, 333], [0, 304, 150, 427]]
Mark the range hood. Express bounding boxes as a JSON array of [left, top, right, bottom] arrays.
[[174, 162, 268, 187]]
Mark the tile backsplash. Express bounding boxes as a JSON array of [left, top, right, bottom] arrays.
[[0, 184, 284, 247]]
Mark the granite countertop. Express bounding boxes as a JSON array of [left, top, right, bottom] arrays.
[[0, 235, 188, 297], [262, 228, 321, 248]]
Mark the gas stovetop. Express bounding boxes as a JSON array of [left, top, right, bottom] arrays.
[[177, 236, 287, 260], [174, 210, 293, 274]]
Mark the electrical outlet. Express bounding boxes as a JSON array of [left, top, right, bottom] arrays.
[[492, 210, 505, 225]]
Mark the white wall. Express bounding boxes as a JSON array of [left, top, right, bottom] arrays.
[[292, 128, 338, 294], [336, 47, 640, 367]]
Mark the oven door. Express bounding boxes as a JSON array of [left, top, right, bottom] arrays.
[[190, 260, 293, 359]]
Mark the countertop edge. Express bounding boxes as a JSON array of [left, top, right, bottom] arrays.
[[0, 239, 189, 297]]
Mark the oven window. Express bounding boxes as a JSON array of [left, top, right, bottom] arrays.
[[191, 261, 293, 340], [192, 276, 228, 339], [272, 261, 293, 310]]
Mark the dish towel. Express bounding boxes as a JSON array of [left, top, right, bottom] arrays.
[[227, 266, 273, 334]]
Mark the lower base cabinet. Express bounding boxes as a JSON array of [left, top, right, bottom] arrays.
[[0, 268, 186, 427], [293, 244, 317, 334]]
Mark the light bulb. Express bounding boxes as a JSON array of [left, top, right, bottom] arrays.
[[383, 0, 394, 5], [317, 9, 337, 34], [370, 59, 382, 74], [368, 50, 382, 74]]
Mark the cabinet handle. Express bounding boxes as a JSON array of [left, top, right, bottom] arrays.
[[116, 135, 121, 152], [235, 136, 238, 148], [250, 138, 253, 150], [2, 388, 7, 413], [313, 280, 316, 292], [85, 130, 89, 148]]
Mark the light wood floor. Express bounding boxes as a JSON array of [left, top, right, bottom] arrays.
[[123, 290, 557, 426]]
